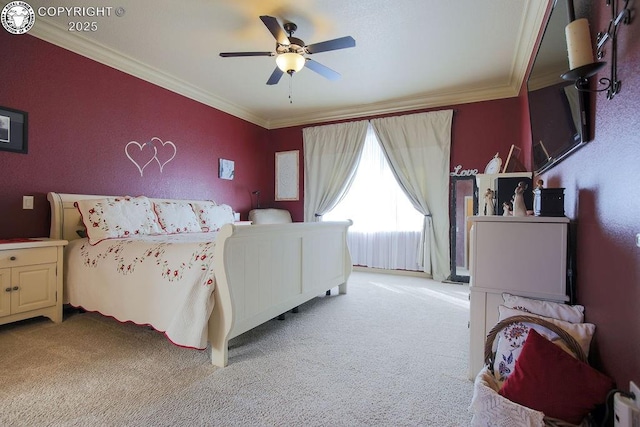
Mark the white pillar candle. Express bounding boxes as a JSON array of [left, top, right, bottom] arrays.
[[565, 18, 594, 69]]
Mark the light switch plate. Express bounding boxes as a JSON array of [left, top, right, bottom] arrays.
[[23, 195, 34, 210]]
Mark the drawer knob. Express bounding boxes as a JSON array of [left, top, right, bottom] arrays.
[[4, 288, 10, 293], [9, 256, 16, 261], [12, 286, 18, 291]]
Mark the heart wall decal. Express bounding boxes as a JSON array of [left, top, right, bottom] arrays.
[[125, 141, 157, 177], [125, 137, 177, 176]]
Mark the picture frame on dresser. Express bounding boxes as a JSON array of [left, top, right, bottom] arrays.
[[0, 106, 28, 154]]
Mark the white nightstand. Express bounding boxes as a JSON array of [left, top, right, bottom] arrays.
[[0, 238, 68, 326]]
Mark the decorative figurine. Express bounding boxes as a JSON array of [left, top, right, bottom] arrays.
[[484, 188, 495, 215], [533, 179, 544, 216], [512, 181, 528, 216], [502, 201, 512, 216]]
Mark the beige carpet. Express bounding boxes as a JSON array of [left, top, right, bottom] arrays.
[[0, 271, 473, 426]]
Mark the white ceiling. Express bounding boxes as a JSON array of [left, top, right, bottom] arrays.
[[19, 0, 552, 129]]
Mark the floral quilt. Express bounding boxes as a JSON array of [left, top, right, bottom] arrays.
[[65, 233, 218, 349]]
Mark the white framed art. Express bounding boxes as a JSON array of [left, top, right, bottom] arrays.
[[275, 150, 299, 201], [219, 158, 234, 180]]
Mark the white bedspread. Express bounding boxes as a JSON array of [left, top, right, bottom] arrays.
[[65, 233, 218, 349]]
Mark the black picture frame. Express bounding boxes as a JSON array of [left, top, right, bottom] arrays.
[[0, 106, 28, 154]]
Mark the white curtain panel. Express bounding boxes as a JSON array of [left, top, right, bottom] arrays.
[[303, 121, 368, 222], [347, 231, 423, 271], [323, 125, 424, 271], [371, 110, 453, 281]]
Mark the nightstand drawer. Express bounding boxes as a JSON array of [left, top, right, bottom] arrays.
[[0, 247, 58, 268]]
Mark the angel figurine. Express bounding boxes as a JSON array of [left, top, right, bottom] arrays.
[[502, 201, 512, 216], [512, 181, 528, 216], [484, 188, 495, 215]]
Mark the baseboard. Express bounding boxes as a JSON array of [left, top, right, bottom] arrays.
[[352, 266, 431, 279]]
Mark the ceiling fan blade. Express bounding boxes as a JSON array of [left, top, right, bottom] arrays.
[[266, 67, 284, 85], [304, 59, 341, 81], [220, 52, 274, 57], [260, 15, 290, 46], [305, 36, 355, 54]]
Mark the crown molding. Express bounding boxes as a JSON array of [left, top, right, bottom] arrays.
[[24, 4, 545, 131], [28, 17, 270, 129], [512, 0, 556, 94], [265, 84, 520, 129]]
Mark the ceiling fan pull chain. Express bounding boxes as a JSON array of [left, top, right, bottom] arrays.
[[289, 75, 293, 104]]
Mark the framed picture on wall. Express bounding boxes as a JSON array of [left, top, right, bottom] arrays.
[[275, 150, 299, 201], [219, 158, 234, 180], [502, 145, 526, 173], [0, 106, 28, 154]]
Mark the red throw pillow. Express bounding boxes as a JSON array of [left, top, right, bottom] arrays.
[[499, 329, 613, 424]]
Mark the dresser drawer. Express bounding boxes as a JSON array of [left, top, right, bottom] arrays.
[[0, 247, 58, 268]]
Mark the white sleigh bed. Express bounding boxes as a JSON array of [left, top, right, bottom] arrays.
[[47, 192, 352, 367]]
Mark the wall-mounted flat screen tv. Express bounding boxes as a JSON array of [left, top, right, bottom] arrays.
[[528, 0, 590, 174]]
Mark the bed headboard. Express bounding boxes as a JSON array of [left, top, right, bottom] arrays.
[[47, 192, 218, 242]]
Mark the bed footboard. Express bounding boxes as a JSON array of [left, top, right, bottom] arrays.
[[210, 220, 352, 367]]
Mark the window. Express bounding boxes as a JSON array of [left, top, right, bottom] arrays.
[[324, 124, 423, 270], [324, 125, 422, 231]]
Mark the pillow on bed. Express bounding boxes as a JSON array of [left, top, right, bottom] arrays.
[[153, 201, 202, 234], [75, 196, 162, 245], [191, 202, 234, 232]]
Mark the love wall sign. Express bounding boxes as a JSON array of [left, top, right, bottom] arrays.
[[125, 137, 177, 177], [450, 165, 478, 177]]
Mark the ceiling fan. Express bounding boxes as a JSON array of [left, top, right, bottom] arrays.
[[220, 15, 356, 85]]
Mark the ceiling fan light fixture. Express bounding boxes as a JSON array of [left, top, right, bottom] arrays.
[[276, 52, 305, 74]]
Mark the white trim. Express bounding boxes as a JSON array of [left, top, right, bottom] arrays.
[[28, 18, 269, 129], [25, 0, 549, 130], [353, 266, 431, 279]]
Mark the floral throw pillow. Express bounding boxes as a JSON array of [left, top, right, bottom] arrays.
[[153, 201, 202, 234], [493, 305, 595, 383], [75, 196, 162, 245], [191, 202, 234, 232]]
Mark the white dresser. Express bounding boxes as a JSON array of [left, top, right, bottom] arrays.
[[467, 216, 569, 379]]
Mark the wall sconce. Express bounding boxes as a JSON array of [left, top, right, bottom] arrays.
[[561, 0, 631, 99]]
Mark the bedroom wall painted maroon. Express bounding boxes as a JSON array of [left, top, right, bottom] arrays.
[[539, 1, 640, 388], [0, 31, 270, 239], [267, 97, 527, 221], [2, 3, 637, 391]]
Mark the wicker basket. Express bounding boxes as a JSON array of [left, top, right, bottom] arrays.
[[483, 315, 590, 427]]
